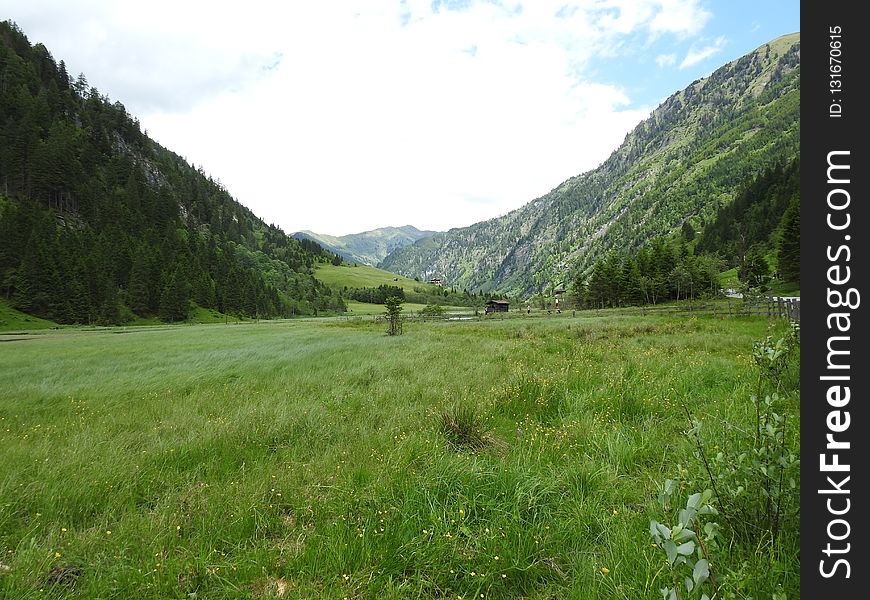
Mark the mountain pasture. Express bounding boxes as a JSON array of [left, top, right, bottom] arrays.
[[314, 263, 435, 294], [0, 314, 797, 599]]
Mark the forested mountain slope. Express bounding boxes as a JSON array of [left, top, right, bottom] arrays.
[[380, 33, 800, 296], [0, 21, 345, 324]]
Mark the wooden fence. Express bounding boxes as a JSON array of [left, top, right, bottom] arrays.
[[359, 297, 800, 325], [540, 298, 801, 322], [579, 297, 800, 321]]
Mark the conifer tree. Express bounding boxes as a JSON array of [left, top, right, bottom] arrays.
[[776, 194, 800, 285], [739, 246, 771, 289], [159, 268, 189, 322], [127, 250, 152, 316]]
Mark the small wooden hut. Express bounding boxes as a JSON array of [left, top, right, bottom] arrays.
[[485, 299, 510, 314]]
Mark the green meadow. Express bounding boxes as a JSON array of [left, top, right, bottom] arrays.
[[0, 314, 798, 599], [314, 264, 431, 293]]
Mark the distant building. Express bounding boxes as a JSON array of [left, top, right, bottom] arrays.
[[428, 277, 444, 286], [485, 299, 510, 313]]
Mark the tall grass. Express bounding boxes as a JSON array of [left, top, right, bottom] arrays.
[[0, 315, 793, 598]]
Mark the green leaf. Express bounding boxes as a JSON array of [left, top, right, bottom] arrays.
[[656, 523, 671, 540], [678, 507, 697, 525], [663, 540, 678, 565], [703, 522, 719, 539], [677, 540, 695, 556], [650, 520, 661, 541], [684, 576, 694, 593], [693, 558, 710, 585]]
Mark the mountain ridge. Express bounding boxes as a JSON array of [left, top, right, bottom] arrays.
[[380, 33, 800, 296], [292, 225, 438, 266]]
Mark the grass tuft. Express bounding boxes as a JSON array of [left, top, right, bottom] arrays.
[[438, 405, 492, 451], [44, 564, 82, 588]]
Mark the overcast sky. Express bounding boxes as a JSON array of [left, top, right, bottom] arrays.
[[5, 1, 798, 236]]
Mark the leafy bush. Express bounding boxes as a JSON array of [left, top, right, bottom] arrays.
[[650, 483, 720, 600], [652, 325, 800, 598], [419, 303, 445, 319]]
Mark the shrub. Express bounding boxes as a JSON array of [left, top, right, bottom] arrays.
[[419, 303, 445, 319], [649, 483, 720, 600]]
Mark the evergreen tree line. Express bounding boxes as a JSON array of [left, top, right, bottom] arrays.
[[342, 283, 499, 308], [0, 21, 344, 324], [346, 285, 406, 305], [694, 156, 800, 289], [574, 239, 723, 308], [574, 159, 800, 308], [0, 199, 345, 323], [695, 157, 800, 275]]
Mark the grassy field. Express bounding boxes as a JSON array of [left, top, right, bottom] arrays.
[[0, 313, 798, 599], [314, 264, 435, 294]]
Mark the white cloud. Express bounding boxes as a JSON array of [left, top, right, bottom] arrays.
[[680, 35, 728, 69], [656, 53, 677, 67], [6, 0, 712, 235], [648, 0, 711, 37], [596, 0, 711, 38]]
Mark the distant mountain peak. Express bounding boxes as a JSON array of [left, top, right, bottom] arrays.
[[292, 225, 438, 266]]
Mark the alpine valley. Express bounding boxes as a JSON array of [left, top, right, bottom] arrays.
[[0, 15, 803, 600], [0, 23, 799, 326]]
